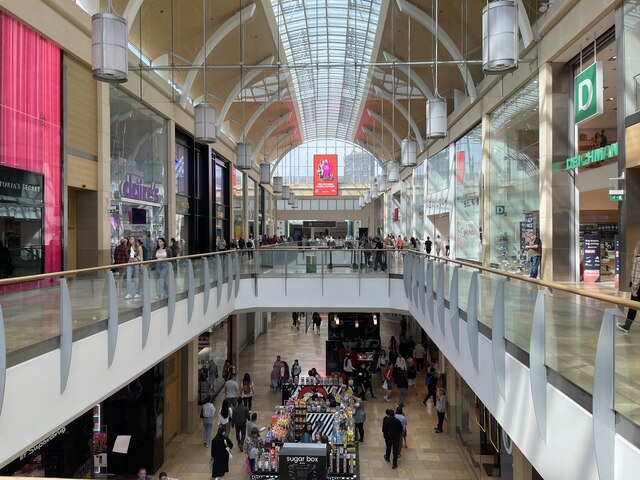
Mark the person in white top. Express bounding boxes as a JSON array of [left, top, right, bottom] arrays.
[[154, 237, 172, 299], [125, 237, 143, 299], [413, 343, 425, 371], [201, 398, 216, 447], [395, 354, 407, 372], [225, 373, 240, 407], [218, 399, 233, 438]]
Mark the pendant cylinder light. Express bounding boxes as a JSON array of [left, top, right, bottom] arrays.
[[288, 193, 296, 206], [387, 160, 400, 183], [426, 97, 448, 139], [378, 173, 388, 192], [235, 142, 252, 169], [195, 103, 217, 144], [359, 194, 365, 209], [259, 163, 270, 184], [273, 176, 283, 194], [91, 10, 128, 83], [364, 191, 371, 204], [401, 138, 417, 167], [371, 183, 379, 198], [282, 185, 291, 201], [482, 0, 518, 73]]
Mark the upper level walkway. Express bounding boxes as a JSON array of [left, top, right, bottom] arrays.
[[0, 247, 639, 479]]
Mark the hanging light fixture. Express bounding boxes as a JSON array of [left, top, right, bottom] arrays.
[[259, 162, 270, 184], [426, 0, 448, 139], [355, 319, 360, 329], [378, 173, 388, 191], [373, 314, 378, 326], [364, 191, 371, 204], [273, 176, 283, 194], [288, 192, 296, 206], [236, 142, 252, 169], [401, 15, 417, 167], [282, 185, 291, 201], [387, 160, 400, 182], [371, 182, 379, 198], [482, 0, 518, 74], [335, 315, 340, 326], [359, 194, 365, 208], [195, 0, 217, 143], [91, 0, 128, 83]]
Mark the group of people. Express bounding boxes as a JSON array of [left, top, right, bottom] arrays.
[[216, 235, 255, 261], [112, 234, 181, 299]]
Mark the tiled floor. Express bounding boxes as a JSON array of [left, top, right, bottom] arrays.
[[157, 314, 475, 479]]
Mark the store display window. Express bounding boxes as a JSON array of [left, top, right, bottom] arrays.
[[109, 86, 167, 250], [488, 79, 539, 273], [198, 319, 229, 401], [0, 12, 62, 276], [427, 147, 450, 195], [454, 125, 483, 262], [413, 163, 425, 239]]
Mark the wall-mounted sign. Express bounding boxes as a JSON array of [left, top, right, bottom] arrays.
[[313, 154, 338, 196], [574, 61, 603, 125], [564, 142, 618, 170], [120, 174, 160, 205], [302, 221, 336, 228], [495, 205, 506, 215], [0, 165, 44, 203]]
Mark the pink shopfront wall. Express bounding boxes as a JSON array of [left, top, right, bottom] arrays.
[[0, 12, 62, 274]]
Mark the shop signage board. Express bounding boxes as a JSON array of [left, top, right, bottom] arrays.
[[0, 165, 44, 203], [583, 234, 601, 283], [564, 142, 618, 170], [279, 443, 327, 480], [574, 61, 603, 125]]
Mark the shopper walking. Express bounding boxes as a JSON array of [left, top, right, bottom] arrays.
[[201, 396, 216, 447], [422, 362, 438, 407], [291, 359, 302, 384], [383, 362, 394, 402], [224, 373, 240, 407], [312, 312, 322, 334], [525, 231, 542, 278], [434, 235, 442, 257], [395, 406, 408, 450], [270, 364, 280, 390], [617, 240, 640, 332], [413, 342, 425, 371], [243, 427, 264, 474], [434, 387, 448, 433], [125, 237, 143, 299], [153, 237, 172, 299], [211, 425, 233, 479], [291, 311, 299, 329], [241, 373, 255, 410], [353, 399, 366, 442], [218, 399, 233, 438], [394, 368, 409, 408], [232, 401, 250, 449], [373, 236, 386, 271], [382, 409, 403, 470], [425, 236, 432, 255]]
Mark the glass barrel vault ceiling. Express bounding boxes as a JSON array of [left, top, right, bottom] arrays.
[[270, 0, 382, 142]]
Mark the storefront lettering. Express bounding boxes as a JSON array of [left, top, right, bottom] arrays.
[[19, 427, 66, 459], [564, 142, 618, 170], [120, 175, 160, 204]]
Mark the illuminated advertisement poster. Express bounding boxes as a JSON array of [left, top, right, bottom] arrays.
[[313, 154, 338, 196]]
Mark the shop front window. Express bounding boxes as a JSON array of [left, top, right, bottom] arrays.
[[427, 147, 450, 195], [109, 87, 167, 250], [198, 319, 229, 401], [624, 0, 640, 116], [488, 79, 539, 273], [401, 176, 413, 237], [233, 168, 244, 240], [455, 125, 482, 262]]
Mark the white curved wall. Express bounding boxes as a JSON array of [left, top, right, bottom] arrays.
[[1, 276, 639, 480]]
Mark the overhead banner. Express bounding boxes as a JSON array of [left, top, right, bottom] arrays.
[[313, 154, 338, 196]]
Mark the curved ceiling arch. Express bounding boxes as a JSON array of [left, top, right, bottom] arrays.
[[395, 0, 477, 99], [373, 85, 424, 151]]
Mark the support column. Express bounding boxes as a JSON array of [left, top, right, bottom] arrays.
[[254, 180, 260, 240], [243, 173, 249, 238], [97, 82, 111, 266], [539, 62, 574, 281], [180, 340, 200, 434], [481, 114, 491, 267], [167, 120, 176, 241], [512, 443, 534, 480]]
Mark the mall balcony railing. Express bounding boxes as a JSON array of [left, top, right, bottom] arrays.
[[0, 246, 638, 454]]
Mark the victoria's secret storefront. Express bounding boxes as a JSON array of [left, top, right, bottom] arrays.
[[0, 12, 63, 278]]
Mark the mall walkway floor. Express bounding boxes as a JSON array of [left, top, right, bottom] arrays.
[[157, 314, 474, 479]]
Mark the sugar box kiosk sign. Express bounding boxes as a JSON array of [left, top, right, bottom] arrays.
[[279, 443, 327, 480], [313, 154, 338, 196]]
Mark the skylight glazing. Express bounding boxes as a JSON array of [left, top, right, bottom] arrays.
[[271, 0, 382, 141]]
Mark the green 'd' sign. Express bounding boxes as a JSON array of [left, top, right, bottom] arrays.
[[574, 62, 603, 125]]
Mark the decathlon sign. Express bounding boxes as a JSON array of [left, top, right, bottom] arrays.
[[574, 62, 603, 125]]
